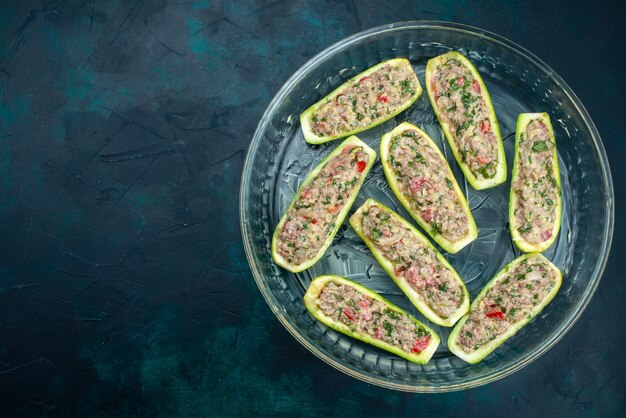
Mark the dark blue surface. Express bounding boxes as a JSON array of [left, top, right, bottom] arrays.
[[0, 0, 623, 416]]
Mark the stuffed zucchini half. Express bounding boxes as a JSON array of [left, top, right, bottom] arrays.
[[304, 275, 440, 364], [349, 199, 470, 327], [510, 113, 561, 253], [380, 122, 477, 253], [300, 58, 422, 144], [448, 253, 561, 364], [425, 51, 506, 190], [272, 136, 376, 273]]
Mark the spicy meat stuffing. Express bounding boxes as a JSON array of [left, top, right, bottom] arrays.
[[276, 145, 369, 265], [316, 281, 432, 354]]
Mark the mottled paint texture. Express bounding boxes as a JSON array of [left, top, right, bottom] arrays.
[[0, 0, 624, 416]]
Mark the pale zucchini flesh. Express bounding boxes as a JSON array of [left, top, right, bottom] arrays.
[[304, 275, 440, 364], [509, 113, 562, 253], [448, 253, 562, 364], [271, 136, 376, 272], [300, 58, 422, 144], [380, 122, 478, 253], [349, 199, 470, 327], [425, 51, 506, 190]]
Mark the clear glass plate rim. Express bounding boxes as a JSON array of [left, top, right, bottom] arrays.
[[239, 20, 615, 392]]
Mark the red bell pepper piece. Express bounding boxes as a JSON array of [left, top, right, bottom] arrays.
[[376, 94, 389, 103], [412, 336, 431, 353], [342, 308, 356, 321], [486, 310, 506, 320]]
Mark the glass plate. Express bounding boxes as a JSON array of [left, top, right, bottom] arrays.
[[240, 21, 614, 392]]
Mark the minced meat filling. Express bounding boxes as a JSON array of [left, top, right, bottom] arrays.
[[512, 119, 559, 244], [276, 145, 370, 266], [430, 58, 498, 179], [311, 63, 418, 138], [387, 130, 469, 242], [455, 255, 558, 353], [315, 281, 432, 354], [360, 204, 464, 318]]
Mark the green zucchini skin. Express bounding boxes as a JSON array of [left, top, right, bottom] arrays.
[[300, 58, 422, 144], [509, 113, 562, 253], [448, 253, 562, 364], [271, 136, 376, 273], [349, 198, 470, 327], [380, 122, 478, 253], [304, 275, 440, 364], [425, 51, 507, 190]]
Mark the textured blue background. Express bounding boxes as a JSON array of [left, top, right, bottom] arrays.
[[0, 0, 624, 416]]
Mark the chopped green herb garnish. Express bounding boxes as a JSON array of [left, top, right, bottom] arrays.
[[518, 223, 532, 233], [445, 178, 453, 189], [400, 79, 415, 95], [532, 141, 548, 152], [456, 120, 471, 136], [545, 167, 558, 188], [415, 151, 428, 165], [461, 92, 476, 108], [386, 310, 400, 320], [476, 162, 495, 179], [383, 320, 395, 336]]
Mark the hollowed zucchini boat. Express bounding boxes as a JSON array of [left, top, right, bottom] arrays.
[[300, 58, 422, 144], [425, 51, 506, 190], [510, 113, 561, 253], [380, 122, 477, 253], [349, 199, 470, 327], [448, 253, 562, 364], [304, 275, 440, 364], [272, 136, 376, 273]]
